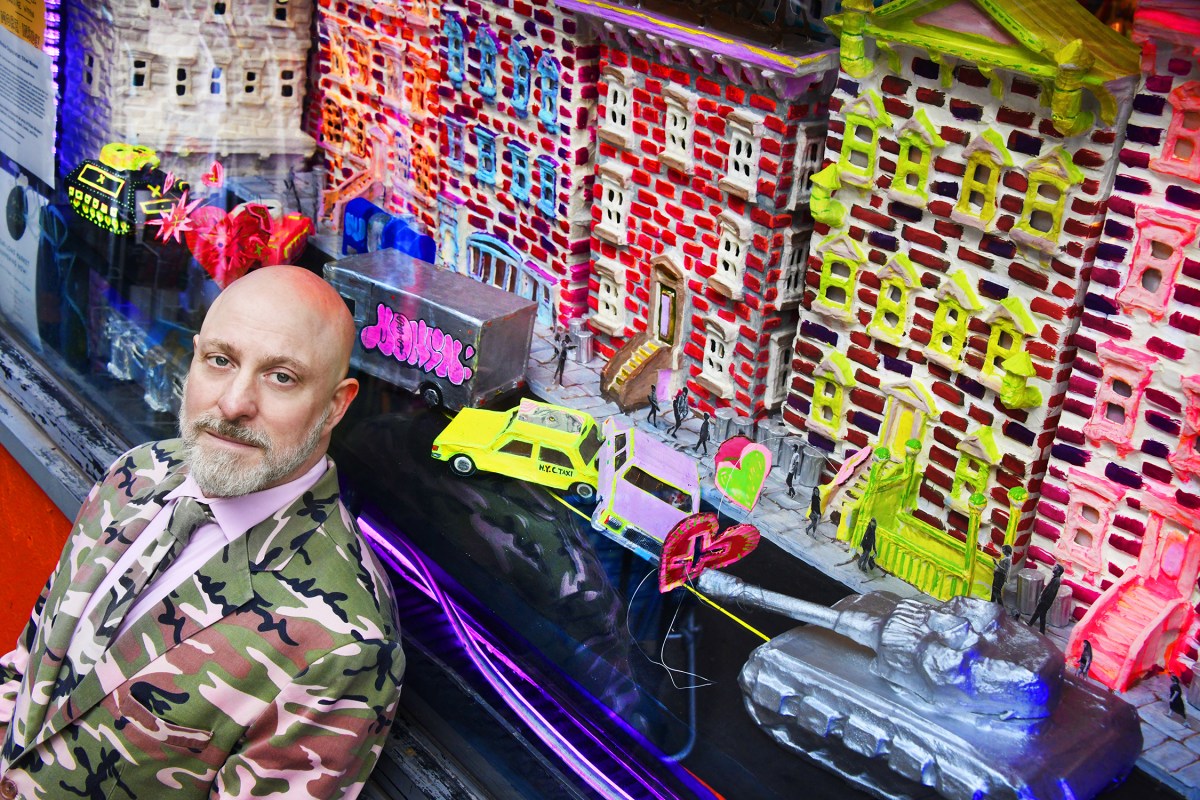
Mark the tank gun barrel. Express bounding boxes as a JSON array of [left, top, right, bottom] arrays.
[[698, 570, 846, 624]]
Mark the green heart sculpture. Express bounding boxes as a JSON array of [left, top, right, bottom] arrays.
[[715, 445, 771, 511]]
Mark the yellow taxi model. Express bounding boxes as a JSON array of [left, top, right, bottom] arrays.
[[431, 399, 602, 499]]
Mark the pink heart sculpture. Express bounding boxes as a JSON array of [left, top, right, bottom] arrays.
[[658, 512, 761, 592]]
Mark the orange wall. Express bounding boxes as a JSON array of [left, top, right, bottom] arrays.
[[0, 443, 73, 647]]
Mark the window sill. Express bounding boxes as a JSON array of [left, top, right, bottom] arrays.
[[598, 126, 634, 149], [949, 207, 995, 234], [925, 348, 964, 373], [695, 372, 733, 400], [707, 273, 744, 302], [718, 177, 753, 201], [594, 223, 627, 246], [810, 300, 853, 325], [589, 313, 624, 337], [660, 151, 692, 173], [1010, 227, 1060, 255]]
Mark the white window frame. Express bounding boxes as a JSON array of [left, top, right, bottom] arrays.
[[699, 315, 738, 399], [720, 110, 763, 199], [240, 61, 265, 105], [710, 211, 751, 300], [779, 228, 809, 305], [662, 87, 696, 171], [592, 257, 626, 334], [765, 329, 795, 409], [173, 60, 195, 105], [599, 66, 634, 148], [789, 122, 825, 207], [596, 162, 633, 245]]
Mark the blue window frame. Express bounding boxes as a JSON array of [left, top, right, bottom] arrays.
[[537, 53, 559, 126], [479, 27, 498, 101], [509, 143, 531, 201], [445, 117, 465, 172], [476, 127, 497, 185], [445, 15, 464, 89], [536, 156, 557, 216], [510, 42, 531, 117]]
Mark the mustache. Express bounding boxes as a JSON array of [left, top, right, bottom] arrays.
[[186, 414, 271, 449]]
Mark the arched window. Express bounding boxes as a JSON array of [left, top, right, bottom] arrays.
[[445, 15, 464, 88], [537, 53, 559, 126], [510, 42, 532, 117], [479, 27, 499, 101]]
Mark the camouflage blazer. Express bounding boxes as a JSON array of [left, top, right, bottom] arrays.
[[0, 440, 404, 799]]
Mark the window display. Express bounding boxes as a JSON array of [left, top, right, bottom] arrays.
[[0, 0, 1196, 799]]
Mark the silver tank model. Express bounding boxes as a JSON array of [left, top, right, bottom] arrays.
[[697, 571, 1142, 800]]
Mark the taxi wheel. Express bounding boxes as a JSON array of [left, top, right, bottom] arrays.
[[572, 482, 596, 502], [449, 454, 476, 477]]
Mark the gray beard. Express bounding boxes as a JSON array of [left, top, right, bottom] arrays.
[[179, 409, 328, 498]]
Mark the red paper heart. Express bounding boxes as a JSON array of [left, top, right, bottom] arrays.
[[658, 512, 760, 592], [201, 160, 224, 188]]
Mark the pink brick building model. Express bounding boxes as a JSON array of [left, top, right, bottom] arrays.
[[789, 0, 1140, 600], [1032, 1, 1200, 693], [433, 0, 597, 327], [312, 0, 441, 233], [566, 0, 838, 416]]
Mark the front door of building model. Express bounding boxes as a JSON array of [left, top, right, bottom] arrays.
[[654, 284, 676, 345]]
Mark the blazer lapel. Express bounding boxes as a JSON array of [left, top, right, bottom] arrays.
[[12, 470, 187, 756], [24, 534, 253, 756]]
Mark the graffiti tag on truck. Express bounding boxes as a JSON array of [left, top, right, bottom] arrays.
[[360, 303, 476, 385]]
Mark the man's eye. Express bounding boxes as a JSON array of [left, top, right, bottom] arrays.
[[272, 373, 294, 384], [210, 355, 230, 367]]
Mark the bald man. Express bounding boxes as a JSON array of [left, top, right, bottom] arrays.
[[0, 267, 403, 800]]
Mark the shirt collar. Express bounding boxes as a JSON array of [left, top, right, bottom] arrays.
[[167, 457, 330, 543]]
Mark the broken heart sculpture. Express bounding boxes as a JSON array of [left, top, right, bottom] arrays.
[[659, 512, 760, 592]]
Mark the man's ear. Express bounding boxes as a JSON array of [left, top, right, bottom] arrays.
[[323, 377, 360, 436]]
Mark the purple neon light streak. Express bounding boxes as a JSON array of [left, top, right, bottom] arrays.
[[359, 515, 677, 800]]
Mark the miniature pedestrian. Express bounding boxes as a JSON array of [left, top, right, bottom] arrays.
[[806, 485, 821, 537], [991, 544, 1013, 604], [668, 387, 690, 437], [1169, 674, 1187, 720], [1076, 640, 1093, 679], [647, 384, 660, 427], [552, 328, 575, 387], [857, 518, 877, 573], [1027, 563, 1065, 635], [785, 445, 800, 499], [693, 413, 712, 456]]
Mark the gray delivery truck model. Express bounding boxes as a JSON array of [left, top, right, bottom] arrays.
[[325, 249, 537, 410]]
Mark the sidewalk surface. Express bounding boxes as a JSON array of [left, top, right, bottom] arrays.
[[526, 323, 1197, 799]]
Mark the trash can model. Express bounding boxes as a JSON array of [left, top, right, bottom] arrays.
[[572, 329, 593, 364], [1017, 568, 1046, 617], [757, 418, 791, 472], [798, 444, 826, 487], [1047, 586, 1074, 628], [714, 407, 737, 442]]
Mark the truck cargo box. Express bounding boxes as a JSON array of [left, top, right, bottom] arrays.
[[325, 250, 537, 410]]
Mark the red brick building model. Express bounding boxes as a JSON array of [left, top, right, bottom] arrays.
[[1032, 1, 1200, 692], [432, 0, 597, 327], [788, 0, 1140, 599], [565, 0, 838, 417], [312, 0, 441, 233]]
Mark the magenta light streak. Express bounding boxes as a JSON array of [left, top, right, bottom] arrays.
[[359, 516, 659, 800]]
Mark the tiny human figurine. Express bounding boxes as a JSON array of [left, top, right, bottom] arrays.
[[991, 544, 1013, 604], [647, 383, 660, 427], [807, 485, 821, 537], [857, 518, 877, 573], [785, 445, 800, 499], [693, 412, 712, 455], [1027, 563, 1065, 635], [1169, 674, 1187, 720], [1076, 640, 1093, 679], [668, 387, 690, 437], [552, 327, 575, 386]]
